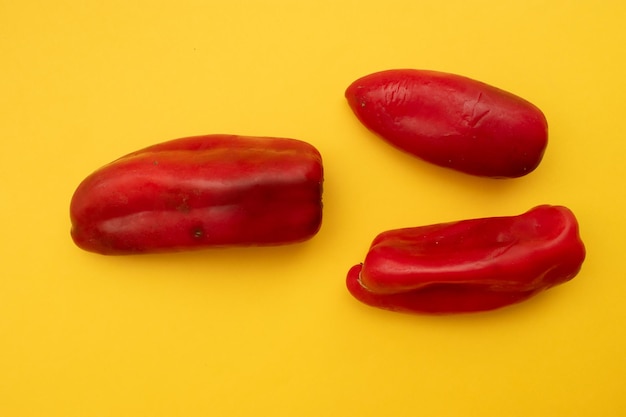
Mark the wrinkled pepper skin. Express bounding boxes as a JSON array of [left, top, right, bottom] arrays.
[[70, 134, 323, 255], [345, 69, 548, 178], [346, 205, 585, 314]]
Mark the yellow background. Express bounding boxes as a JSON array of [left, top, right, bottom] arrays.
[[2, 1, 625, 416]]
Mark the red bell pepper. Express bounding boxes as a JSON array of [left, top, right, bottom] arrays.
[[346, 205, 585, 314], [70, 134, 323, 255], [345, 69, 548, 178]]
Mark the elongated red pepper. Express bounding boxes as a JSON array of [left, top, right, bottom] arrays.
[[345, 69, 548, 178], [346, 205, 585, 314], [70, 134, 323, 255]]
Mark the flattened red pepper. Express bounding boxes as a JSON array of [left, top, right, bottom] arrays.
[[345, 69, 548, 178], [70, 134, 323, 255], [346, 205, 585, 314]]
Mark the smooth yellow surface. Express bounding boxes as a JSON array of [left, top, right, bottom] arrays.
[[1, 1, 625, 416]]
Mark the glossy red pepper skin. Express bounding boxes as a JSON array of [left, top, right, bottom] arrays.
[[70, 134, 323, 255], [346, 205, 585, 314], [345, 69, 548, 178]]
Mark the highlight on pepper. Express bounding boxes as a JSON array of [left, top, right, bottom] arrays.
[[346, 205, 586, 315]]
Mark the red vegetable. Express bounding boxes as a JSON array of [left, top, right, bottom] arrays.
[[345, 69, 548, 178], [70, 134, 323, 255], [346, 205, 585, 314]]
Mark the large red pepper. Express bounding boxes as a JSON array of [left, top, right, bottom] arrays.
[[346, 205, 585, 314], [345, 69, 548, 178], [70, 134, 323, 255]]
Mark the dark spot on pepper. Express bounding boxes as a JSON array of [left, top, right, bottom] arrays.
[[192, 227, 204, 239]]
